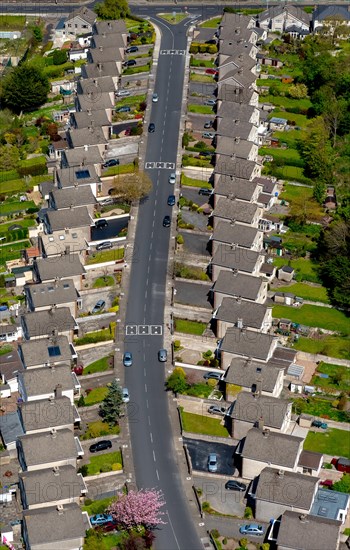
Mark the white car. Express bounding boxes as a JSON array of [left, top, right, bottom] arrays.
[[122, 388, 130, 403], [152, 93, 159, 102], [168, 172, 176, 184], [115, 89, 130, 97]]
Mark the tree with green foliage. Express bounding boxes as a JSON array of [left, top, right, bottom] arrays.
[[288, 83, 308, 99], [166, 367, 188, 394], [110, 170, 152, 203], [52, 49, 67, 65], [332, 474, 350, 493], [298, 117, 335, 184], [0, 144, 20, 171], [1, 63, 49, 114], [32, 26, 43, 43], [95, 0, 130, 20], [99, 380, 124, 426]]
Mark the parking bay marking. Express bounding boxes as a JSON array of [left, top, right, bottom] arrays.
[[145, 161, 175, 170], [125, 324, 163, 336]]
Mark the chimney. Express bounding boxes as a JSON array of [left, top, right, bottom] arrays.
[[99, 46, 103, 52], [65, 245, 70, 255], [238, 68, 243, 74], [65, 227, 69, 234], [87, 91, 92, 99], [237, 318, 243, 329], [235, 136, 240, 143], [93, 79, 97, 86], [230, 243, 236, 250], [235, 119, 240, 124], [97, 62, 102, 72], [278, 469, 285, 477], [237, 296, 242, 304], [235, 28, 240, 34], [84, 144, 88, 151], [102, 32, 106, 38], [231, 153, 236, 160], [57, 504, 64, 514], [53, 466, 60, 476], [258, 417, 264, 431], [51, 428, 57, 438], [108, 22, 112, 29], [55, 384, 63, 398], [230, 219, 236, 226], [87, 108, 92, 115], [299, 514, 309, 524]]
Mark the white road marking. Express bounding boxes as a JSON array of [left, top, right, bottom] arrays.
[[148, 415, 151, 425], [156, 469, 160, 480], [145, 384, 147, 393], [166, 511, 181, 550], [150, 432, 153, 443], [153, 450, 156, 462]]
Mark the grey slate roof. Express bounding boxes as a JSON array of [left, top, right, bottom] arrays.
[[212, 243, 261, 274], [40, 228, 89, 256], [0, 349, 24, 380], [93, 19, 127, 35], [213, 271, 265, 301], [23, 503, 88, 545], [216, 102, 257, 121], [242, 428, 303, 468], [216, 118, 256, 142], [0, 411, 24, 445], [256, 467, 318, 509], [91, 33, 126, 49], [34, 254, 85, 281], [217, 82, 257, 103], [193, 26, 217, 42], [68, 126, 107, 148], [298, 450, 323, 471], [45, 206, 92, 231], [216, 297, 268, 330], [215, 137, 256, 159], [213, 197, 259, 225], [67, 6, 96, 25], [89, 46, 122, 64], [20, 364, 75, 398], [253, 176, 276, 194], [212, 220, 260, 249], [72, 109, 111, 129], [214, 175, 261, 202], [219, 40, 257, 59], [225, 357, 282, 392], [230, 392, 289, 428], [77, 76, 115, 95], [19, 396, 75, 432], [25, 279, 79, 309], [221, 326, 276, 361], [56, 164, 99, 187], [21, 307, 76, 339], [20, 465, 85, 507], [19, 335, 73, 367], [63, 146, 103, 167], [313, 4, 350, 23], [83, 61, 120, 79], [219, 66, 257, 88], [259, 5, 310, 26], [19, 428, 77, 467], [76, 90, 114, 111], [276, 511, 341, 550], [50, 186, 97, 209]]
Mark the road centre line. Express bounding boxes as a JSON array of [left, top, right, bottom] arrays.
[[156, 469, 159, 480], [145, 384, 147, 393], [153, 450, 156, 462], [150, 432, 153, 443], [148, 415, 151, 426]]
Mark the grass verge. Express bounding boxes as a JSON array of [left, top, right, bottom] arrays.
[[180, 408, 229, 437], [82, 497, 114, 515], [200, 17, 222, 28], [303, 428, 350, 458], [92, 276, 115, 288], [188, 104, 214, 115]]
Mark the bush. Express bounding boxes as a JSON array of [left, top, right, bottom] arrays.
[[244, 506, 253, 519], [211, 529, 220, 539], [53, 49, 67, 65], [77, 395, 85, 407], [223, 538, 227, 545], [112, 463, 122, 471], [176, 234, 184, 245], [84, 498, 92, 506], [190, 45, 199, 54], [100, 463, 111, 473], [239, 539, 248, 549], [78, 465, 88, 477], [173, 340, 182, 351]]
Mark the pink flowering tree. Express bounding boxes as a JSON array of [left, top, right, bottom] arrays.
[[108, 489, 166, 530]]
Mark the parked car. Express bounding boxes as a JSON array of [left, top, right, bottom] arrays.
[[152, 93, 159, 102], [96, 241, 112, 251], [168, 172, 176, 184], [198, 187, 212, 196], [239, 524, 264, 536], [90, 514, 113, 526], [208, 405, 226, 416], [312, 420, 328, 429], [73, 365, 83, 376], [320, 479, 333, 487], [95, 219, 108, 229], [116, 106, 131, 113], [115, 89, 130, 97], [204, 121, 214, 129], [100, 198, 116, 206], [148, 122, 155, 133], [89, 440, 112, 453], [158, 349, 167, 362], [96, 521, 118, 533], [225, 480, 247, 492], [123, 352, 133, 367], [103, 159, 119, 168], [123, 59, 137, 67], [205, 68, 218, 75], [126, 46, 138, 53], [167, 195, 176, 206], [163, 215, 171, 228], [208, 453, 218, 473], [122, 388, 130, 403], [331, 457, 350, 473], [92, 300, 106, 314], [204, 99, 216, 106], [202, 132, 215, 139], [203, 371, 222, 381]]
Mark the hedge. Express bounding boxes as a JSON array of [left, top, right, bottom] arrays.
[[0, 169, 20, 183], [18, 156, 47, 177]]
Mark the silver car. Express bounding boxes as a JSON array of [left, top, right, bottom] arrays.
[[168, 172, 176, 184], [208, 453, 218, 473]]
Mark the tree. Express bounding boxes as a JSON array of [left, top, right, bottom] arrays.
[[1, 63, 49, 114], [0, 144, 20, 171], [288, 83, 308, 99], [165, 367, 188, 394], [110, 170, 152, 203], [298, 117, 335, 184], [52, 49, 67, 66], [99, 380, 123, 426], [332, 474, 350, 493], [108, 489, 166, 529], [32, 26, 43, 43], [313, 180, 326, 205], [323, 95, 347, 147], [95, 0, 130, 20]]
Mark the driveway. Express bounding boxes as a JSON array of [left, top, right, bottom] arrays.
[[187, 113, 215, 132], [179, 231, 211, 257], [181, 186, 212, 206], [193, 475, 247, 517], [184, 437, 236, 476], [91, 218, 129, 242], [205, 516, 269, 545], [189, 82, 216, 98], [181, 210, 210, 231], [174, 280, 212, 309], [79, 289, 116, 314]]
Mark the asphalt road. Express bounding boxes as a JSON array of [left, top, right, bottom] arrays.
[[123, 16, 203, 550]]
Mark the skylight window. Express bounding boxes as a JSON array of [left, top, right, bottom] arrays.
[[75, 169, 90, 179], [48, 346, 61, 357]]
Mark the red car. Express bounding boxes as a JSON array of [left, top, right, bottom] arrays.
[[331, 457, 350, 473], [320, 479, 333, 487], [96, 521, 118, 533], [205, 68, 218, 75]]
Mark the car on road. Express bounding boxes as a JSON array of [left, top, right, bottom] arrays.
[[239, 524, 264, 536], [158, 349, 167, 362], [148, 122, 155, 133], [92, 300, 106, 314], [225, 480, 247, 492], [208, 453, 218, 473], [126, 46, 138, 53], [168, 172, 176, 184], [103, 158, 119, 168], [202, 132, 215, 139], [204, 99, 217, 106], [205, 68, 218, 75], [208, 405, 226, 416], [90, 514, 113, 526], [89, 440, 112, 453], [122, 388, 130, 403], [123, 352, 133, 367], [204, 121, 214, 129], [163, 215, 171, 228], [152, 93, 159, 102], [95, 219, 108, 229], [123, 59, 137, 67], [116, 106, 131, 113], [203, 371, 222, 381], [115, 89, 130, 97], [199, 187, 212, 196], [167, 195, 176, 206], [312, 420, 328, 429], [96, 241, 112, 251]]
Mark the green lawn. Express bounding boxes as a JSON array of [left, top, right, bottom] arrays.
[[279, 183, 313, 202], [86, 451, 123, 475], [200, 16, 221, 28], [272, 130, 304, 149], [260, 95, 312, 111], [180, 408, 229, 437], [174, 318, 207, 335], [86, 247, 124, 265], [84, 356, 114, 375], [0, 14, 26, 29], [277, 283, 329, 304], [1, 178, 28, 194], [75, 328, 114, 346], [92, 276, 115, 288], [115, 94, 146, 108], [304, 428, 350, 458], [82, 497, 114, 515], [84, 387, 109, 406], [311, 362, 350, 393], [0, 201, 36, 216], [273, 257, 320, 283], [265, 164, 312, 185], [260, 146, 304, 167], [293, 397, 349, 422], [273, 304, 350, 335], [158, 12, 188, 24], [190, 58, 215, 68], [188, 104, 214, 115], [181, 174, 211, 188], [190, 73, 214, 83], [269, 110, 310, 128], [81, 420, 120, 440], [102, 163, 135, 177], [0, 240, 31, 265], [123, 64, 150, 75], [293, 335, 350, 361]]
